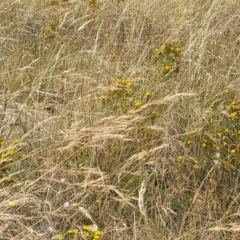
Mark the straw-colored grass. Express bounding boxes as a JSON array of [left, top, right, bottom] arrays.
[[0, 0, 239, 239]]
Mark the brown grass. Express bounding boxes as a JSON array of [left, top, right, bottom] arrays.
[[0, 0, 240, 239]]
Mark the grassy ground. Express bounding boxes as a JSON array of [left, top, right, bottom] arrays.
[[0, 0, 240, 239]]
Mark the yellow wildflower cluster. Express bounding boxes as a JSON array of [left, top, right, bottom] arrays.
[[1, 139, 26, 158], [154, 41, 181, 74], [100, 78, 141, 113], [165, 42, 181, 54], [57, 229, 79, 240], [108, 78, 134, 93], [225, 98, 240, 121], [100, 78, 153, 116], [0, 139, 26, 186], [155, 48, 165, 54], [58, 226, 102, 240], [178, 94, 239, 172], [0, 139, 25, 165], [176, 155, 199, 166], [115, 78, 134, 89], [183, 120, 239, 171], [223, 160, 235, 171], [83, 225, 102, 240]]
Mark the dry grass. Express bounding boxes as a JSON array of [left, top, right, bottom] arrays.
[[0, 0, 240, 239]]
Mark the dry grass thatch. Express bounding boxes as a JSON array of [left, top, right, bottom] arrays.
[[0, 0, 240, 239]]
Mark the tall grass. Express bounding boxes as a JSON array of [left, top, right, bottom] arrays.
[[0, 0, 239, 239]]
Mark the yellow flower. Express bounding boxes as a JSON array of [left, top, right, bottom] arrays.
[[201, 140, 207, 148], [83, 225, 92, 231], [134, 101, 142, 108], [202, 142, 207, 148], [214, 144, 220, 151], [177, 156, 183, 161], [93, 230, 102, 240], [226, 105, 231, 110], [83, 225, 92, 237], [127, 82, 133, 88], [223, 161, 235, 170], [67, 229, 78, 235], [9, 202, 16, 207], [222, 141, 227, 146], [174, 47, 181, 54], [58, 234, 64, 240], [164, 65, 173, 72], [19, 152, 26, 158], [230, 112, 237, 120], [83, 230, 91, 237], [151, 110, 157, 115], [155, 48, 164, 54], [224, 89, 229, 94], [230, 149, 236, 154], [145, 91, 151, 97], [100, 95, 106, 100], [216, 132, 221, 138], [7, 148, 15, 155]]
